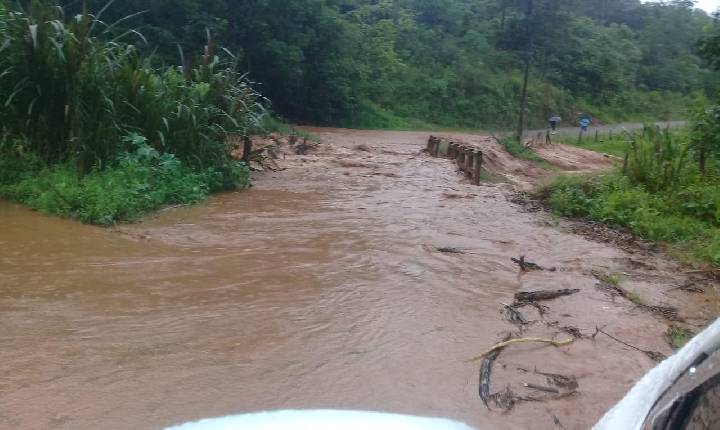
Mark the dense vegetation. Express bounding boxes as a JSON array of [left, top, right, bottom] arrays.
[[548, 127, 720, 266], [55, 0, 718, 129], [545, 10, 720, 267], [2, 0, 720, 228], [0, 1, 260, 224]]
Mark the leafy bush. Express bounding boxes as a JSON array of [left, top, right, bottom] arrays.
[[546, 127, 720, 265], [0, 136, 250, 225], [624, 126, 689, 192], [0, 1, 260, 224], [0, 0, 263, 171]]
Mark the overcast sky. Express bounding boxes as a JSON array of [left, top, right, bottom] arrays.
[[695, 0, 720, 13], [645, 0, 719, 13]]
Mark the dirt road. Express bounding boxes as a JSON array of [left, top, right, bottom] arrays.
[[524, 120, 687, 139], [0, 128, 716, 430]]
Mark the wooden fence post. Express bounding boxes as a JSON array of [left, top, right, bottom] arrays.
[[464, 148, 474, 174], [473, 150, 483, 185], [242, 135, 253, 162], [427, 136, 439, 157], [456, 145, 465, 169]]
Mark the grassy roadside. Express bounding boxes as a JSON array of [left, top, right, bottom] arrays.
[[558, 134, 634, 158], [0, 138, 250, 225], [500, 137, 554, 168], [542, 127, 720, 267]]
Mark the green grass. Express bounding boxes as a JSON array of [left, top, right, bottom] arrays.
[[560, 134, 634, 158], [545, 127, 720, 267], [501, 137, 552, 166], [665, 325, 694, 350], [594, 271, 623, 286], [0, 138, 249, 225], [547, 172, 720, 265]]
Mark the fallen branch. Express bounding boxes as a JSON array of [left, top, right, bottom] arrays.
[[535, 369, 579, 391], [523, 383, 559, 394], [514, 289, 580, 304], [594, 327, 666, 362], [468, 337, 575, 363], [479, 349, 502, 409], [512, 256, 557, 272], [502, 302, 528, 326], [436, 247, 466, 254]]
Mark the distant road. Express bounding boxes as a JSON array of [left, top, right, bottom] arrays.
[[523, 120, 688, 139]]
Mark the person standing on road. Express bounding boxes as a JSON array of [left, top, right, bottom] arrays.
[[579, 115, 591, 133], [549, 115, 561, 134]]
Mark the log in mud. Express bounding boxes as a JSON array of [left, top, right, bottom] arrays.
[[0, 128, 717, 430]]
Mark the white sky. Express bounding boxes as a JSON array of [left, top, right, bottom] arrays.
[[644, 0, 720, 13], [695, 0, 720, 13]]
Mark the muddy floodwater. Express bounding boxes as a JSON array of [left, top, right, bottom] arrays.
[[1, 129, 717, 430]]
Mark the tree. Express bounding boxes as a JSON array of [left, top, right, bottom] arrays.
[[498, 0, 578, 139]]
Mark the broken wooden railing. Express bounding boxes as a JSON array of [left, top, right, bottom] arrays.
[[426, 136, 483, 185]]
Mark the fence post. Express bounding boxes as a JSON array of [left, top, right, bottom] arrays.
[[242, 135, 253, 162], [595, 130, 599, 142], [473, 150, 483, 185], [456, 145, 465, 169], [427, 136, 439, 157], [464, 148, 474, 174]]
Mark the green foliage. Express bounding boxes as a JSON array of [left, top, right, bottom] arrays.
[[52, 0, 718, 129], [624, 126, 690, 192], [0, 137, 250, 224], [665, 326, 694, 350], [0, 1, 260, 224], [562, 134, 633, 158], [547, 129, 720, 265], [0, 0, 264, 171], [690, 105, 720, 171], [500, 136, 548, 164]]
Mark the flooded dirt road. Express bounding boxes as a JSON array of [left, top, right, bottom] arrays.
[[1, 129, 717, 429]]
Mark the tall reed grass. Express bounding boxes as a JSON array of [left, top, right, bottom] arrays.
[[0, 0, 264, 171]]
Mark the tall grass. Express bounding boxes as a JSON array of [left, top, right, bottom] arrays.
[[0, 0, 265, 224], [546, 126, 720, 266], [624, 126, 689, 192], [0, 0, 264, 170]]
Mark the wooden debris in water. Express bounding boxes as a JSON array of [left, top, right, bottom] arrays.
[[502, 303, 528, 326], [523, 383, 559, 394], [512, 256, 557, 272], [594, 327, 666, 362], [479, 345, 504, 409], [559, 325, 584, 339], [468, 337, 575, 363], [488, 386, 516, 411], [514, 289, 580, 304], [436, 247, 466, 254], [536, 369, 579, 391]]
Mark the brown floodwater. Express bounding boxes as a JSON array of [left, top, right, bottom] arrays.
[[1, 129, 717, 430]]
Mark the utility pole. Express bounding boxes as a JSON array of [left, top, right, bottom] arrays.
[[516, 0, 534, 142]]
